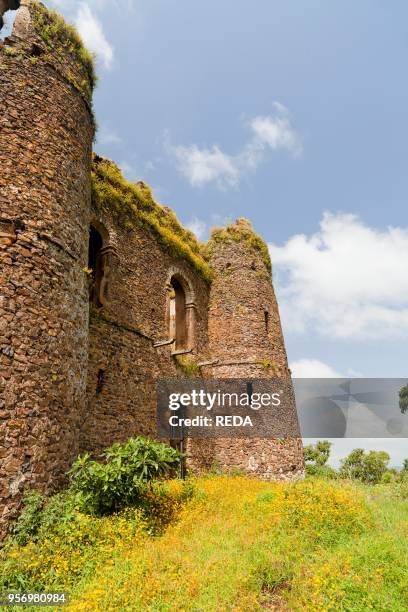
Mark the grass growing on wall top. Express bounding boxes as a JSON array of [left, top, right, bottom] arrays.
[[91, 157, 213, 283], [206, 218, 272, 275], [30, 1, 96, 95]]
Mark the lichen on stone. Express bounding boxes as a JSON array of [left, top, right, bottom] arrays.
[[205, 218, 272, 274], [91, 156, 213, 283]]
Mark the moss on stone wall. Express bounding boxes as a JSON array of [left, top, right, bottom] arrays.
[[205, 218, 272, 274], [91, 157, 213, 283], [30, 1, 96, 99], [173, 354, 201, 377]]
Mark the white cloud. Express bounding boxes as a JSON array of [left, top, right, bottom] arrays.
[[290, 359, 344, 378], [96, 125, 122, 146], [166, 102, 302, 189], [250, 114, 303, 158], [186, 217, 207, 241], [270, 213, 408, 339], [169, 144, 239, 189], [290, 358, 362, 378], [75, 3, 113, 69]]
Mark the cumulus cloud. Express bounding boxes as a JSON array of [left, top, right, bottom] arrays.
[[166, 102, 301, 189], [290, 358, 362, 378], [170, 145, 239, 189], [249, 103, 302, 158], [290, 359, 344, 378], [270, 213, 408, 339], [75, 3, 113, 69]]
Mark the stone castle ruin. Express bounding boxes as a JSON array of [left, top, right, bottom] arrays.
[[0, 1, 304, 536]]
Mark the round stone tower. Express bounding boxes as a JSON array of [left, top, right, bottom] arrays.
[[0, 1, 94, 533], [196, 219, 304, 479]]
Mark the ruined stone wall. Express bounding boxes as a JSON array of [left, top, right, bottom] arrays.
[[0, 2, 93, 535], [82, 197, 210, 456], [186, 222, 304, 480], [0, 2, 303, 540]]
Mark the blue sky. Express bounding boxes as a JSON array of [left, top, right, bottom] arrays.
[[5, 1, 407, 462]]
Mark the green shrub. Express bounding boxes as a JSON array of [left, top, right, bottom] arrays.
[[381, 471, 393, 484], [69, 437, 183, 515], [305, 464, 338, 479], [340, 448, 390, 484], [12, 492, 45, 545], [12, 491, 79, 546], [304, 440, 332, 467]]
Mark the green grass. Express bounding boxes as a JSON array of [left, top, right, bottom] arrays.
[[31, 1, 96, 93], [1, 476, 407, 610]]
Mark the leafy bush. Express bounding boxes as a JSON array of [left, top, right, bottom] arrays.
[[69, 437, 183, 515], [304, 440, 332, 467], [305, 463, 338, 479], [12, 491, 82, 546], [340, 448, 390, 484], [12, 492, 45, 546]]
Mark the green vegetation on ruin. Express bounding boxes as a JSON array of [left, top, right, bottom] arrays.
[[3, 46, 18, 56], [173, 354, 201, 376], [205, 218, 272, 275], [30, 1, 96, 101], [91, 157, 213, 283]]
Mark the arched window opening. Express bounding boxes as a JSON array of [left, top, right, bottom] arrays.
[[88, 225, 106, 307], [168, 277, 187, 350]]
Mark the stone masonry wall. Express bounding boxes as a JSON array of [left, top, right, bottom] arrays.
[[185, 224, 304, 480], [0, 2, 303, 539], [0, 2, 93, 536], [82, 202, 210, 456]]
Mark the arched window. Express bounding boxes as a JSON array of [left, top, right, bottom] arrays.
[[88, 224, 111, 307], [168, 277, 188, 350]]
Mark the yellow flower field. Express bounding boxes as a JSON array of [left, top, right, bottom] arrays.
[[1, 476, 407, 611]]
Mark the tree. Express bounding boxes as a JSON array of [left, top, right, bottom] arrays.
[[340, 448, 390, 484], [304, 440, 331, 466], [402, 458, 408, 472], [399, 383, 408, 414]]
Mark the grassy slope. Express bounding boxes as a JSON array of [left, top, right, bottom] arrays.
[[1, 476, 407, 611], [67, 476, 408, 611]]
